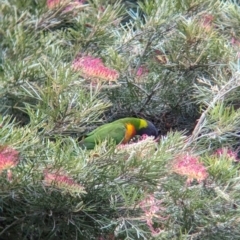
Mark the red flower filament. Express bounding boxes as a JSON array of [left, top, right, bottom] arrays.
[[43, 170, 85, 193], [172, 154, 208, 184], [72, 55, 119, 82], [139, 194, 168, 236]]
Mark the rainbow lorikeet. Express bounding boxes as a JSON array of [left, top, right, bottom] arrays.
[[79, 117, 158, 149]]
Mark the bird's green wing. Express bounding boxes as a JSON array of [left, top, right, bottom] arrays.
[[80, 122, 126, 149]]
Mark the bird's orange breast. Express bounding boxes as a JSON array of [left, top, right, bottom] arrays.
[[123, 123, 136, 143]]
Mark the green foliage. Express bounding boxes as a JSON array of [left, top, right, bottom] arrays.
[[204, 154, 239, 182], [1, 0, 240, 239]]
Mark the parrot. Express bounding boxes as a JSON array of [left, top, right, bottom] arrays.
[[79, 117, 158, 149]]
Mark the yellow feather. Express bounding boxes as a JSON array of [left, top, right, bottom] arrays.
[[139, 119, 148, 129]]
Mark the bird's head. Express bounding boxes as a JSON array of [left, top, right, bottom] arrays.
[[136, 120, 158, 138]]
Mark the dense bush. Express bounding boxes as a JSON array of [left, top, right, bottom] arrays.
[[1, 0, 240, 239]]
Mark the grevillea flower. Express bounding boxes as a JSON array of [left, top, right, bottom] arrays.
[[231, 37, 240, 48], [199, 14, 214, 32], [214, 148, 238, 162], [116, 136, 156, 159], [202, 14, 214, 26], [139, 194, 168, 236], [136, 65, 149, 77], [0, 146, 19, 173], [72, 55, 119, 82], [43, 170, 86, 193], [47, 0, 85, 10], [172, 154, 208, 184]]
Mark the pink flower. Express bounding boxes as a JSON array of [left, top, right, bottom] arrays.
[[47, 0, 63, 9], [214, 148, 238, 162], [140, 134, 150, 140], [0, 146, 19, 173], [136, 65, 148, 77], [72, 55, 119, 82], [43, 170, 86, 193], [47, 0, 85, 10], [202, 14, 214, 26], [231, 37, 240, 47], [139, 194, 168, 236], [200, 14, 214, 32], [172, 154, 208, 184]]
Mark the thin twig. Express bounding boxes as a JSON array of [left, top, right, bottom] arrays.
[[184, 75, 240, 149], [0, 217, 25, 236]]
